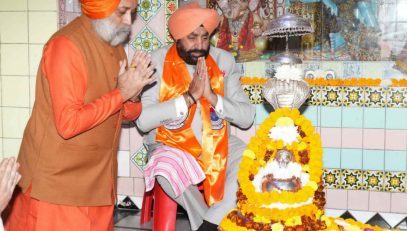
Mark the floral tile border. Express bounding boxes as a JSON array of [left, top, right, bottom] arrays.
[[341, 169, 363, 190], [363, 170, 384, 191], [323, 168, 342, 189], [384, 171, 406, 193]]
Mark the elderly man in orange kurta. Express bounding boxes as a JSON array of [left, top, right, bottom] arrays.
[[4, 0, 155, 230]]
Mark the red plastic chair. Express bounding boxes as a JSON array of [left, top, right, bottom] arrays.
[[140, 181, 178, 231]]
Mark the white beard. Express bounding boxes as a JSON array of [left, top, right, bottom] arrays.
[[91, 16, 131, 46]]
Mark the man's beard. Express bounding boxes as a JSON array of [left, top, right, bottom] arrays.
[[176, 41, 210, 65], [91, 17, 131, 46]]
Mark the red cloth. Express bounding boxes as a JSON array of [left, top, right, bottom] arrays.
[[42, 36, 141, 139], [168, 3, 220, 40], [4, 188, 114, 231], [80, 0, 120, 19]]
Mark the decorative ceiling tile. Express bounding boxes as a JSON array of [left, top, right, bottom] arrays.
[[131, 145, 148, 172], [137, 0, 162, 22], [131, 26, 163, 52]]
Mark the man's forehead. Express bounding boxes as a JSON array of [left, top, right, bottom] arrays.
[[187, 26, 209, 36], [118, 0, 137, 8]]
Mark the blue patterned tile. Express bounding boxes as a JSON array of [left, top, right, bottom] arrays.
[[341, 148, 363, 169], [131, 26, 163, 52], [137, 0, 162, 22], [255, 104, 272, 125], [385, 150, 407, 172], [342, 107, 363, 128], [386, 108, 407, 129], [320, 106, 342, 127], [300, 106, 318, 127], [364, 108, 386, 129], [323, 148, 341, 169], [363, 150, 385, 171]]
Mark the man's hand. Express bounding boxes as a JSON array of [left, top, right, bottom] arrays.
[[200, 58, 218, 106], [0, 157, 21, 214], [117, 51, 156, 102], [188, 57, 207, 102]]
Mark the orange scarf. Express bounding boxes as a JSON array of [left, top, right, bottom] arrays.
[[156, 45, 228, 206]]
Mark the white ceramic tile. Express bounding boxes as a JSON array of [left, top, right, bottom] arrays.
[[0, 12, 28, 43], [0, 111, 2, 137], [130, 196, 143, 210], [321, 61, 343, 78], [29, 44, 43, 76], [2, 138, 22, 158], [0, 0, 27, 11], [245, 61, 266, 76], [29, 76, 36, 108], [363, 62, 384, 79], [28, 0, 58, 11], [324, 208, 347, 218], [2, 107, 29, 138], [118, 150, 130, 177], [348, 210, 376, 224], [2, 76, 30, 107], [1, 44, 29, 76], [379, 212, 407, 228], [28, 12, 57, 44], [0, 138, 3, 158]]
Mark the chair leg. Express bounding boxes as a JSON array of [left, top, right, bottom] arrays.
[[140, 189, 153, 224], [153, 182, 178, 231]]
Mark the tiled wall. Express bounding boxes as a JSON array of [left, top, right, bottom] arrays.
[[0, 0, 58, 158], [242, 61, 407, 228]]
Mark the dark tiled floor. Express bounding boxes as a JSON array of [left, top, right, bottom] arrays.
[[113, 208, 191, 231]]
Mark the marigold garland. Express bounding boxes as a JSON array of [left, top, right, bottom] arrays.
[[238, 108, 323, 207], [240, 77, 407, 87]]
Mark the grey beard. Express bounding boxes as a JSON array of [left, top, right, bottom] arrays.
[[91, 17, 131, 46]]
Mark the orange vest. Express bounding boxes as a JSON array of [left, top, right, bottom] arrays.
[[18, 16, 126, 206]]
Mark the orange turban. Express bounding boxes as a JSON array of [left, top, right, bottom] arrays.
[[81, 0, 121, 19], [168, 3, 220, 40]]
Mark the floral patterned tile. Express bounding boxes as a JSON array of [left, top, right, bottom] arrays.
[[363, 170, 384, 191], [321, 86, 343, 107], [308, 86, 322, 106], [130, 145, 148, 173], [384, 171, 406, 193], [342, 86, 366, 107], [323, 169, 342, 189], [365, 87, 387, 108], [386, 87, 407, 108], [137, 0, 162, 22], [341, 169, 363, 190], [131, 26, 163, 52], [243, 85, 264, 104], [165, 0, 177, 44]]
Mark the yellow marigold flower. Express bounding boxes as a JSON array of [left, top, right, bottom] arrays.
[[306, 180, 318, 190], [302, 164, 310, 172], [253, 215, 269, 223], [271, 223, 284, 231], [297, 141, 307, 151], [243, 150, 256, 159], [321, 215, 331, 227], [286, 216, 302, 226], [275, 116, 294, 126]]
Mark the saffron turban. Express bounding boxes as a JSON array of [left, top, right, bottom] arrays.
[[81, 0, 121, 19], [168, 3, 220, 40]]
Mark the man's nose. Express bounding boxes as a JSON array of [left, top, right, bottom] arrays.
[[122, 11, 132, 26]]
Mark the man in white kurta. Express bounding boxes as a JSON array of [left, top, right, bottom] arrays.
[[136, 3, 255, 231]]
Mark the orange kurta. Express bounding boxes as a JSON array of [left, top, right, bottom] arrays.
[[16, 15, 140, 206]]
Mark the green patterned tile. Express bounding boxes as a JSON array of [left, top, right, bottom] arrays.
[[363, 170, 384, 191], [137, 0, 162, 22], [384, 171, 406, 192], [323, 168, 342, 189], [342, 86, 366, 107], [321, 86, 343, 106], [386, 87, 406, 108], [341, 169, 363, 190]]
